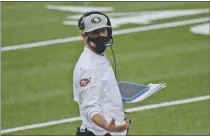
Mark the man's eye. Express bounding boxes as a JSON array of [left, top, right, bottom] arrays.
[[95, 28, 106, 33], [86, 28, 107, 37]]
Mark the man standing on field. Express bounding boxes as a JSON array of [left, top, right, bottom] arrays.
[[73, 11, 130, 136]]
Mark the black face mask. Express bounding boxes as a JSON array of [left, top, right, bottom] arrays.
[[87, 36, 112, 54]]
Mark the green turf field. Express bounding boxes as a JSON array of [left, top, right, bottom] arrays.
[[1, 1, 210, 135]]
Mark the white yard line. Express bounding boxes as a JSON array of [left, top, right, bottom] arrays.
[[1, 17, 209, 52], [125, 95, 210, 112], [1, 95, 209, 134]]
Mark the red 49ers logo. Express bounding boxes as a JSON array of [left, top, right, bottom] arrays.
[[80, 78, 90, 87]]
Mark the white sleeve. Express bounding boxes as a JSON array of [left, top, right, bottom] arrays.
[[77, 68, 105, 121]]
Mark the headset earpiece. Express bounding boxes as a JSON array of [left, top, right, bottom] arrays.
[[78, 16, 85, 30]]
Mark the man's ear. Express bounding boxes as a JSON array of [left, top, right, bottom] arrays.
[[81, 33, 87, 40]]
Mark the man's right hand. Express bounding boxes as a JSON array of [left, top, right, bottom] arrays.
[[91, 113, 130, 132], [105, 118, 130, 132]]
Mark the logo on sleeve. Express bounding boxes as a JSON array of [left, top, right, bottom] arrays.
[[80, 78, 90, 87]]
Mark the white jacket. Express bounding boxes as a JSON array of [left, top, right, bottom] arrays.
[[73, 46, 126, 135]]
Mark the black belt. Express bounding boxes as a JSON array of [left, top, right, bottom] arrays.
[[76, 119, 131, 136], [76, 127, 111, 136]]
